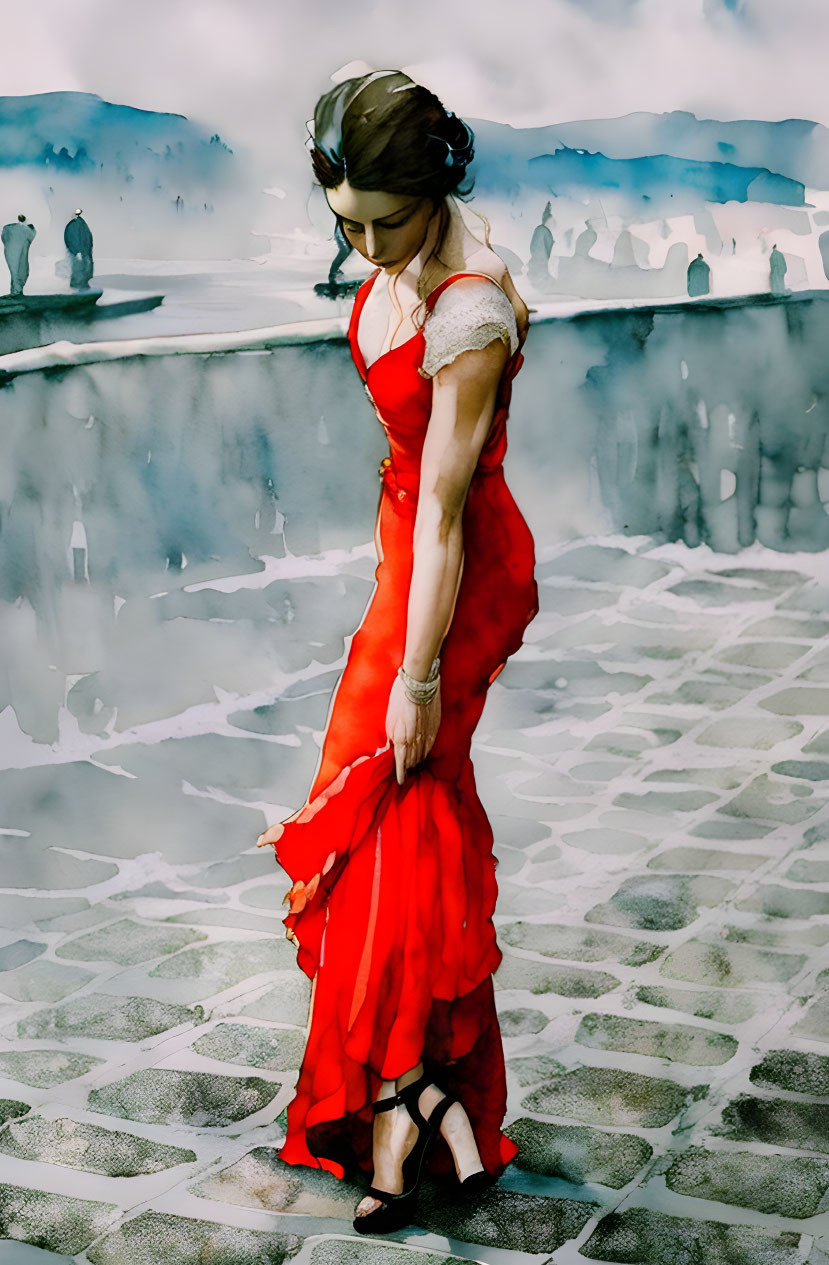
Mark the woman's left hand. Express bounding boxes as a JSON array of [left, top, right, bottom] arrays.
[[385, 673, 442, 785]]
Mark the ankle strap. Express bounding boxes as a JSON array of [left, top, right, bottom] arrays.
[[371, 1072, 431, 1115]]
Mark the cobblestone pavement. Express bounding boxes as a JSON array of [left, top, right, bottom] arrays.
[[3, 533, 829, 1263]]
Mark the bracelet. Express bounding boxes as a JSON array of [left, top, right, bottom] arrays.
[[398, 657, 440, 705]]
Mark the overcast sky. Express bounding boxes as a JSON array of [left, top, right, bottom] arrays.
[[4, 0, 828, 172]]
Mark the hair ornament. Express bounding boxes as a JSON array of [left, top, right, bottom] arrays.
[[426, 114, 474, 171]]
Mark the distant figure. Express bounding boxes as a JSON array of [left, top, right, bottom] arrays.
[[819, 230, 829, 283], [329, 220, 353, 288], [687, 253, 710, 297], [732, 237, 737, 256], [575, 221, 598, 258], [769, 244, 788, 295], [64, 209, 94, 290], [528, 202, 554, 286], [175, 194, 184, 214], [2, 214, 36, 296]]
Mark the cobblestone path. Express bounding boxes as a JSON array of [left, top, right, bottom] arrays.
[[3, 534, 829, 1263]]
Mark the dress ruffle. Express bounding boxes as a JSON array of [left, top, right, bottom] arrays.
[[271, 741, 518, 1178]]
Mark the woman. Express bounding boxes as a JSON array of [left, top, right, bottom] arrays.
[[257, 69, 538, 1235]]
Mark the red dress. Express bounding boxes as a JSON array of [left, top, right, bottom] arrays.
[[270, 269, 539, 1181]]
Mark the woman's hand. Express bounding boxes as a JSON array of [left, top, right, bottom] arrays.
[[385, 672, 442, 785]]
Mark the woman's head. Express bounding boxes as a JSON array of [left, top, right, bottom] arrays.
[[308, 70, 475, 271]]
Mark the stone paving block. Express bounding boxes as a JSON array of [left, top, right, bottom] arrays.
[[726, 923, 829, 950], [237, 976, 311, 1027], [660, 940, 806, 987], [647, 847, 769, 872], [643, 766, 751, 791], [667, 577, 788, 606], [87, 1068, 281, 1126], [192, 1146, 360, 1217], [192, 1022, 305, 1069], [690, 819, 777, 840], [636, 985, 759, 1023], [521, 1065, 690, 1127], [695, 716, 804, 749], [535, 585, 621, 614], [786, 858, 829, 883], [0, 1099, 30, 1125], [0, 896, 89, 931], [666, 1144, 829, 1217], [0, 1186, 116, 1256], [539, 545, 671, 587], [772, 760, 829, 781], [0, 1116, 196, 1175], [718, 774, 825, 824], [0, 841, 118, 891], [497, 1007, 550, 1036], [710, 566, 809, 590], [580, 1206, 803, 1264], [86, 1211, 301, 1265], [559, 826, 651, 855], [495, 950, 620, 998], [0, 1051, 104, 1089], [0, 960, 94, 1003], [761, 688, 829, 716], [715, 641, 810, 669], [794, 996, 829, 1040], [18, 993, 197, 1042], [501, 922, 662, 966], [741, 615, 829, 638], [508, 1054, 566, 1087], [737, 884, 829, 918], [716, 1093, 829, 1153], [309, 1244, 467, 1265], [586, 874, 734, 931], [165, 908, 281, 932], [0, 942, 45, 972], [148, 937, 295, 995], [505, 1117, 653, 1188], [55, 919, 205, 965], [195, 852, 276, 888], [111, 881, 226, 903], [805, 732, 829, 756], [498, 658, 653, 700], [751, 1049, 829, 1096], [584, 712, 692, 757], [576, 1013, 738, 1065], [610, 788, 719, 816], [416, 1183, 597, 1253], [649, 673, 772, 710]]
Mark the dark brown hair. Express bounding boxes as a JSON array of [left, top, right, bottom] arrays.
[[308, 70, 475, 210]]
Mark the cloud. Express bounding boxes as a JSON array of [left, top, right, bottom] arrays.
[[3, 0, 829, 187]]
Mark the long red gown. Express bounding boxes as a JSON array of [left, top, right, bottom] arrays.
[[270, 268, 539, 1181]]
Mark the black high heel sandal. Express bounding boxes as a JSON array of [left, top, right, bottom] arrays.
[[353, 1072, 451, 1235]]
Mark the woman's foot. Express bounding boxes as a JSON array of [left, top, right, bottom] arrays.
[[416, 1084, 487, 1184], [354, 1082, 420, 1221]]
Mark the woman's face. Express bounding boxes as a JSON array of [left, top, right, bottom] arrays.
[[325, 180, 437, 274]]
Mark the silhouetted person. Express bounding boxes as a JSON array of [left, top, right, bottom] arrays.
[[528, 201, 554, 286], [687, 252, 710, 297], [64, 209, 94, 290], [2, 214, 36, 296], [820, 230, 829, 283], [769, 244, 787, 295], [329, 220, 353, 288]]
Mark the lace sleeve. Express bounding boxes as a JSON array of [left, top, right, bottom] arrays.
[[421, 278, 519, 379]]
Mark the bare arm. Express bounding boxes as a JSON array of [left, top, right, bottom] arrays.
[[386, 332, 508, 782]]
